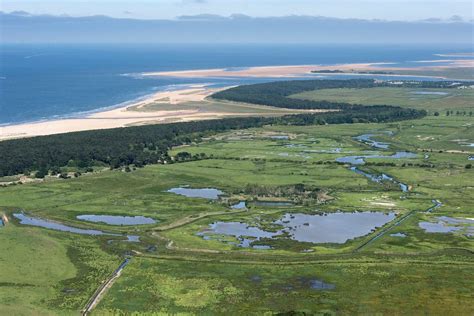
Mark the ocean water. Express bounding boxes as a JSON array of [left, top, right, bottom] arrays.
[[0, 43, 472, 125]]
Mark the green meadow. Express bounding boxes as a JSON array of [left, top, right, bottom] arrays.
[[0, 85, 472, 314]]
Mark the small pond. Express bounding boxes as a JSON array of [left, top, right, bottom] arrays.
[[354, 133, 391, 149], [14, 213, 140, 241], [419, 216, 474, 236], [390, 232, 407, 237], [198, 211, 396, 247], [336, 151, 417, 165], [166, 187, 224, 200], [14, 213, 113, 236], [307, 278, 336, 290], [199, 221, 276, 248], [77, 215, 156, 225], [126, 235, 140, 242], [270, 135, 290, 140], [231, 201, 247, 209], [286, 144, 307, 149]]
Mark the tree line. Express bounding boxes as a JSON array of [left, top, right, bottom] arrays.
[[211, 78, 471, 110], [0, 79, 427, 177]]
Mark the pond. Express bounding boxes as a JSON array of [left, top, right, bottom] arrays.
[[14, 213, 114, 236], [275, 212, 396, 243], [77, 215, 156, 225], [307, 278, 336, 290], [198, 221, 276, 248], [354, 133, 391, 149], [166, 187, 224, 200], [390, 232, 407, 237], [336, 151, 418, 165], [270, 135, 289, 140], [231, 201, 247, 209], [198, 211, 396, 247], [13, 213, 140, 241], [419, 216, 474, 236], [126, 235, 140, 242]]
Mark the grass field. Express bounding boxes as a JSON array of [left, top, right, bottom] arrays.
[[0, 84, 473, 314], [0, 224, 120, 314], [96, 254, 473, 315], [292, 86, 474, 114]]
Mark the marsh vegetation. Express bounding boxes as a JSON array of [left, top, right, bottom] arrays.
[[0, 79, 473, 314]]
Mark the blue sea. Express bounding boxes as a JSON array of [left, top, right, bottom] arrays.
[[0, 43, 472, 125]]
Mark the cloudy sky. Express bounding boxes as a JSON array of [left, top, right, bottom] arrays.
[[1, 0, 472, 21]]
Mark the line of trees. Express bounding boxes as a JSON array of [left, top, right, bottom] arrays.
[[211, 79, 471, 110], [0, 79, 427, 177]]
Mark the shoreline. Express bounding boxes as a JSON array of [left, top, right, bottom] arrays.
[[2, 60, 473, 141], [0, 85, 229, 141], [141, 59, 474, 79], [0, 83, 326, 141]]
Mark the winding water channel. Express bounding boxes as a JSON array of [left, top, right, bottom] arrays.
[[338, 132, 415, 192]]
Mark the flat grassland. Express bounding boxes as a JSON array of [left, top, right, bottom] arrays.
[[0, 85, 472, 314], [292, 86, 474, 113]]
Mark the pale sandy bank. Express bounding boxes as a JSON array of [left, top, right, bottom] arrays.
[[142, 60, 473, 79], [0, 86, 224, 141], [0, 84, 327, 141]]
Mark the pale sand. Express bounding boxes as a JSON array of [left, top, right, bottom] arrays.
[[0, 85, 226, 141], [0, 84, 325, 141], [142, 60, 473, 79], [141, 64, 378, 78], [4, 61, 472, 141]]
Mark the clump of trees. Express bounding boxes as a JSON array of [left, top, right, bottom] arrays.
[[446, 110, 473, 116]]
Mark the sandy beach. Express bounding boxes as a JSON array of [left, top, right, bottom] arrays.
[[2, 60, 472, 141], [0, 85, 227, 141], [141, 60, 474, 79], [141, 64, 378, 78], [0, 83, 327, 141]]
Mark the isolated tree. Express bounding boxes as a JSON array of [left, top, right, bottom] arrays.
[[35, 167, 48, 179]]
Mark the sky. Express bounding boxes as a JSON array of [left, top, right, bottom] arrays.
[[1, 0, 473, 21]]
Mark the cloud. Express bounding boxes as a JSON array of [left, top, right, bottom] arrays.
[[9, 10, 31, 16], [177, 14, 225, 21], [449, 15, 464, 22], [180, 0, 207, 4]]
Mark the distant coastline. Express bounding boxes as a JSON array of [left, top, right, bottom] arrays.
[[141, 59, 473, 79], [2, 44, 473, 126], [2, 57, 473, 141]]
